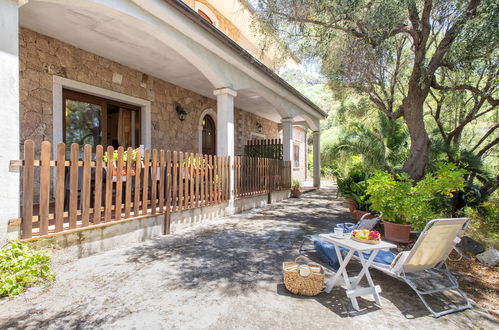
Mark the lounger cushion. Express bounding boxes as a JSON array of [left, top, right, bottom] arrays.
[[314, 240, 396, 270], [314, 240, 340, 270]]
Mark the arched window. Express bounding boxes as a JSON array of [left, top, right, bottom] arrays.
[[194, 2, 218, 26], [202, 115, 216, 155], [198, 9, 213, 24]]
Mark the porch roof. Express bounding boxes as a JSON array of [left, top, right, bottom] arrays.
[[19, 0, 325, 130]]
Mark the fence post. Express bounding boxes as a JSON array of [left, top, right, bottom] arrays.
[[165, 150, 172, 234]]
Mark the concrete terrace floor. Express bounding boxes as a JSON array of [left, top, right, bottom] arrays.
[[0, 186, 496, 330]]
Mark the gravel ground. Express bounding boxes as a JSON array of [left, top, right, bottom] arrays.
[[0, 187, 497, 330]]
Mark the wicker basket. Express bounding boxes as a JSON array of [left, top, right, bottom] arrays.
[[351, 236, 380, 244], [282, 256, 324, 296]]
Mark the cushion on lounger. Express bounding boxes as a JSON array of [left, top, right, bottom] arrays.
[[314, 240, 340, 270]]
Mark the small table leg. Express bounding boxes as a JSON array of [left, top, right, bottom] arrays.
[[326, 248, 384, 311], [348, 250, 383, 307], [325, 247, 354, 293]]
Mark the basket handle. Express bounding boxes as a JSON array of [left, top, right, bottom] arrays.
[[294, 256, 309, 264]]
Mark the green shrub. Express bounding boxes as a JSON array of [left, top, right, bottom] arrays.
[[367, 163, 467, 230], [0, 242, 55, 297], [465, 201, 499, 250], [336, 166, 371, 211]]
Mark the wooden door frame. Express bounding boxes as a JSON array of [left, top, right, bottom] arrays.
[[201, 114, 216, 155]]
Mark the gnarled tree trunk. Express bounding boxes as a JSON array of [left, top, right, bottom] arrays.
[[402, 94, 431, 180]]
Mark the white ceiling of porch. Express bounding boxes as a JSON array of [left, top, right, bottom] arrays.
[[19, 1, 282, 123]]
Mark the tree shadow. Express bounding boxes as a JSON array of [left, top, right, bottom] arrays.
[[0, 302, 127, 329]]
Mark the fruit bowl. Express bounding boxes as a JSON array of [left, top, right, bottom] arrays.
[[351, 229, 381, 244]]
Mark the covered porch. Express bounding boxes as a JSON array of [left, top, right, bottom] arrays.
[[0, 0, 325, 242]]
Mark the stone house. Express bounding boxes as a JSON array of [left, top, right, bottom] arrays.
[[0, 0, 325, 245]]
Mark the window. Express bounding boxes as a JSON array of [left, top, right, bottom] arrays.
[[194, 2, 218, 26], [198, 9, 213, 24], [293, 144, 300, 168], [63, 89, 141, 157]]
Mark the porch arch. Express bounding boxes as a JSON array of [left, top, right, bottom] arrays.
[[27, 0, 229, 88]]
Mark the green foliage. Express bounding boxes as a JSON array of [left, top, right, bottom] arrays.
[[0, 242, 55, 297], [367, 163, 468, 230], [323, 109, 408, 174], [103, 149, 140, 162], [292, 179, 300, 187], [336, 166, 371, 211], [465, 200, 499, 249]]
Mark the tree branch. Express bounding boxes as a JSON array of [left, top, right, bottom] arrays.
[[431, 77, 499, 106], [427, 0, 481, 76], [471, 124, 499, 152], [477, 137, 499, 157]]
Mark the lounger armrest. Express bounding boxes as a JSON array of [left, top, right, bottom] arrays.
[[390, 251, 410, 274]]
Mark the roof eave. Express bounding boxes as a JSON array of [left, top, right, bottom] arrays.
[[161, 0, 327, 119]]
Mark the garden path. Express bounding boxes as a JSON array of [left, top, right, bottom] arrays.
[[0, 186, 496, 329]]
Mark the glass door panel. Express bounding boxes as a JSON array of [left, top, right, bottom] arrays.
[[65, 98, 102, 158]]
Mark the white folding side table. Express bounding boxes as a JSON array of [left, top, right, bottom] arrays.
[[320, 234, 397, 311]]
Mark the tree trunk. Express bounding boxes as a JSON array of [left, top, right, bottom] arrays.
[[402, 97, 431, 180]]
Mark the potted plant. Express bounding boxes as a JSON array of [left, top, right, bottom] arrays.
[[367, 163, 467, 243], [336, 169, 372, 220], [345, 181, 372, 221], [103, 149, 140, 177], [290, 179, 301, 198]]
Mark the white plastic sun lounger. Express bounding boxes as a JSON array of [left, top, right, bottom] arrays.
[[367, 218, 473, 318]]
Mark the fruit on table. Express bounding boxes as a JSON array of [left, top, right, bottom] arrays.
[[352, 229, 381, 241], [368, 231, 381, 240]]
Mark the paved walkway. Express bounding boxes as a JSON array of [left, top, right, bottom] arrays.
[[0, 187, 496, 329]]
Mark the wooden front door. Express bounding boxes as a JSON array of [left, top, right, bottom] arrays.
[[202, 115, 216, 155]]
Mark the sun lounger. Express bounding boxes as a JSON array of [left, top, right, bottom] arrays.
[[366, 218, 472, 318]]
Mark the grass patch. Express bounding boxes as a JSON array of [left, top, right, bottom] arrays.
[[0, 242, 55, 297]]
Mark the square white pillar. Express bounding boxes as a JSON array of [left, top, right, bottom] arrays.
[[313, 131, 321, 188], [214, 87, 237, 212], [0, 0, 20, 243], [282, 118, 293, 162]]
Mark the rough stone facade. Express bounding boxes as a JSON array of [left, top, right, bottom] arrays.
[[234, 110, 280, 156], [19, 28, 279, 155]]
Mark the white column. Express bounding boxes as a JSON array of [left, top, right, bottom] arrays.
[[282, 118, 293, 162], [214, 87, 237, 212], [0, 0, 20, 244], [313, 131, 321, 188]]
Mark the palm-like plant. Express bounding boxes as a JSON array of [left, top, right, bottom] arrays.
[[323, 113, 408, 175]]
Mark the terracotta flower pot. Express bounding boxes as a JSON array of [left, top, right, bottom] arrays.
[[345, 198, 357, 212], [112, 166, 136, 177], [351, 210, 368, 221], [383, 221, 411, 243], [351, 210, 375, 221], [290, 186, 301, 198]]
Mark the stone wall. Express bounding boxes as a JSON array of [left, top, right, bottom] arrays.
[[234, 110, 280, 156], [19, 28, 279, 155]]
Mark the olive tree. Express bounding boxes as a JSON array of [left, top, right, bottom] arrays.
[[254, 0, 498, 179]]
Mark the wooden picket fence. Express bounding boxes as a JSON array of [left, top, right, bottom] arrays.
[[17, 140, 230, 239], [234, 156, 291, 199], [14, 140, 292, 239], [244, 139, 283, 159]]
